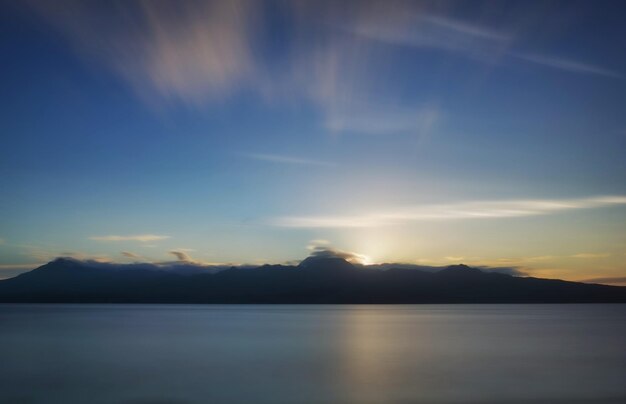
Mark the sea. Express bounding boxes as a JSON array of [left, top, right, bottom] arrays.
[[1, 304, 624, 404]]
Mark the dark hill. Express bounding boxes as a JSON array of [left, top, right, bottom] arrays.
[[0, 257, 624, 303]]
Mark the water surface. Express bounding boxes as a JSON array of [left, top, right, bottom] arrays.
[[1, 304, 624, 403]]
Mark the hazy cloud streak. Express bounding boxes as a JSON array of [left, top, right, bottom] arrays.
[[325, 104, 439, 135], [271, 195, 626, 228], [571, 253, 610, 259], [90, 234, 170, 242], [512, 52, 622, 79], [352, 12, 511, 60], [0, 263, 41, 270], [243, 153, 335, 167], [352, 8, 620, 79]]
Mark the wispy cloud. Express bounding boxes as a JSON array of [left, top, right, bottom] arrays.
[[477, 266, 528, 276], [571, 253, 610, 259], [290, 6, 445, 136], [325, 104, 439, 135], [169, 250, 195, 263], [352, 11, 511, 61], [0, 263, 41, 270], [58, 252, 111, 262], [305, 240, 371, 265], [525, 256, 557, 262], [512, 52, 622, 79], [307, 239, 331, 250], [22, 0, 622, 146], [121, 251, 141, 259], [242, 153, 335, 167], [24, 1, 444, 136], [445, 256, 465, 261], [351, 8, 620, 80], [90, 234, 170, 242], [271, 195, 626, 228], [22, 247, 55, 262], [26, 0, 257, 105], [579, 276, 626, 286], [419, 14, 509, 42]]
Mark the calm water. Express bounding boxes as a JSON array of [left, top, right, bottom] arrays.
[[0, 304, 624, 404]]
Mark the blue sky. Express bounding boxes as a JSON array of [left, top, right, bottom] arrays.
[[1, 0, 625, 283]]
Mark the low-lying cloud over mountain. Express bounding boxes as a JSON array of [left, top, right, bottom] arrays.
[[307, 245, 371, 265], [0, 252, 524, 278]]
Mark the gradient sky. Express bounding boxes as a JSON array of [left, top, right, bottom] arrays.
[[1, 0, 625, 284]]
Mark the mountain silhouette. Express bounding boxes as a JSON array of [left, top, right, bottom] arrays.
[[0, 257, 624, 303], [298, 256, 356, 271]]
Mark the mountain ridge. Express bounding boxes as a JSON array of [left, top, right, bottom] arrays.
[[0, 257, 624, 303]]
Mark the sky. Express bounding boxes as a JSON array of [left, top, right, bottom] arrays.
[[1, 0, 625, 284]]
